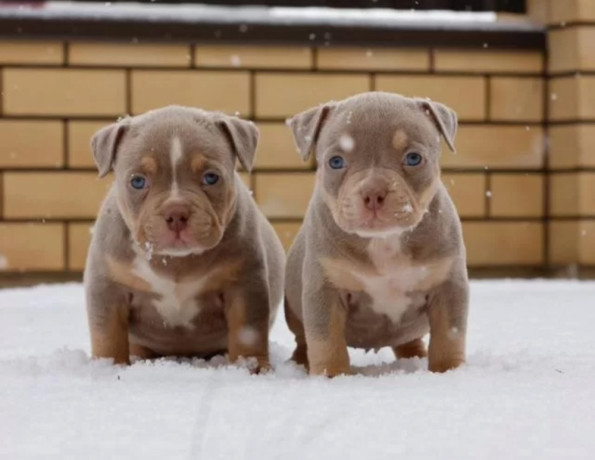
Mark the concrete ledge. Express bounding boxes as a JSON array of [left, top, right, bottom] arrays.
[[0, 2, 545, 49]]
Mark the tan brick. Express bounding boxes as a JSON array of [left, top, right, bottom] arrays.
[[3, 172, 111, 219], [549, 124, 595, 169], [490, 174, 544, 218], [0, 121, 63, 168], [0, 41, 63, 64], [375, 75, 486, 121], [238, 172, 251, 189], [550, 172, 595, 217], [549, 221, 580, 265], [574, 221, 595, 264], [68, 222, 94, 271], [3, 69, 126, 116], [68, 121, 111, 168], [549, 220, 595, 265], [255, 123, 312, 169], [272, 221, 302, 252], [442, 173, 486, 218], [441, 125, 544, 169], [0, 223, 64, 271], [548, 27, 595, 73], [195, 46, 312, 69], [550, 173, 580, 216], [527, 0, 549, 24], [489, 77, 544, 122], [434, 50, 543, 73], [131, 70, 250, 116], [549, 76, 595, 121], [549, 0, 595, 24], [255, 73, 369, 118], [317, 48, 429, 71], [254, 173, 315, 218], [69, 42, 191, 67], [463, 222, 544, 266]]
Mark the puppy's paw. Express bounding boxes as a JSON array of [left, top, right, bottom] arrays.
[[428, 358, 464, 373], [233, 355, 272, 375], [251, 359, 272, 375], [309, 364, 353, 378]]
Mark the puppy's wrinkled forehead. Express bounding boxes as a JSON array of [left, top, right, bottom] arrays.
[[91, 105, 258, 180], [121, 113, 232, 174], [318, 95, 441, 159]]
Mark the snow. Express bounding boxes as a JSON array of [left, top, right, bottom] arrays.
[[1, 280, 595, 459], [0, 2, 542, 33]]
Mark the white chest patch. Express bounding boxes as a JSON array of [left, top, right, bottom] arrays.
[[132, 256, 205, 328], [353, 264, 431, 323], [354, 235, 451, 323]]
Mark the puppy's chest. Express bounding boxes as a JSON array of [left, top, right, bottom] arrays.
[[322, 238, 453, 323], [130, 258, 208, 329]]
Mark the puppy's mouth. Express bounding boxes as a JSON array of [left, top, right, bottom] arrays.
[[138, 210, 223, 258], [154, 231, 206, 257], [336, 194, 421, 238]]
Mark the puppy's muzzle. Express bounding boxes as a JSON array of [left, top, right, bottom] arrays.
[[164, 203, 191, 234], [361, 185, 388, 212]]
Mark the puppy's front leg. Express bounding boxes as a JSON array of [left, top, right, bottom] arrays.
[[427, 278, 468, 373], [226, 285, 271, 373], [303, 283, 351, 377], [86, 284, 130, 365]]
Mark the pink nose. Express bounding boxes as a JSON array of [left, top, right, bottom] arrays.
[[165, 205, 190, 232], [362, 189, 387, 211]]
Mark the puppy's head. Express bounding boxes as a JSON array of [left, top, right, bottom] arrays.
[[288, 92, 457, 237], [91, 106, 258, 256]]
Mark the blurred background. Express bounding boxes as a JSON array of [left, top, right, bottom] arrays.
[[0, 0, 592, 285]]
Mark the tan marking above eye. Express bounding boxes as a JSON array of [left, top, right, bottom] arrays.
[[141, 156, 158, 175], [191, 154, 207, 173], [392, 129, 409, 152]]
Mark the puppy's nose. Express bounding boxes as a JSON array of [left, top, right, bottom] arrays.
[[362, 188, 387, 211], [164, 205, 190, 232]]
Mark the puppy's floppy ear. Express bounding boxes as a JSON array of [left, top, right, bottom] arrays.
[[287, 103, 334, 162], [91, 119, 130, 178], [217, 115, 259, 173], [417, 99, 458, 153]]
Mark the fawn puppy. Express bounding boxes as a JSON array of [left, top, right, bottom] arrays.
[[85, 106, 285, 372], [285, 92, 468, 376]]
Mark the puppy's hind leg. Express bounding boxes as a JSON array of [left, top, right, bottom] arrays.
[[285, 298, 309, 369], [392, 338, 427, 360]]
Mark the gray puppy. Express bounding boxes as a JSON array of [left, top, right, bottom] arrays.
[[85, 106, 285, 372], [285, 92, 468, 376]]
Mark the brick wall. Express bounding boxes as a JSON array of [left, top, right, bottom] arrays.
[[0, 40, 550, 275], [526, 0, 595, 269]]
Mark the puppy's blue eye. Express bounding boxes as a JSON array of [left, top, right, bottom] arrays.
[[329, 156, 345, 170], [405, 153, 423, 166], [130, 175, 147, 189], [203, 172, 219, 186]]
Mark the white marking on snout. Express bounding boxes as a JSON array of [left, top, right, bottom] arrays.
[[132, 255, 204, 328], [170, 135, 183, 199]]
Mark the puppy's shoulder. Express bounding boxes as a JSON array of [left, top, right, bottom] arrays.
[[87, 186, 135, 271]]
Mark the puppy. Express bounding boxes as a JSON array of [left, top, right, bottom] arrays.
[[285, 92, 468, 376], [84, 106, 285, 372]]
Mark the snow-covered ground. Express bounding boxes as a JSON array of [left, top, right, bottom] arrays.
[[1, 281, 594, 459]]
